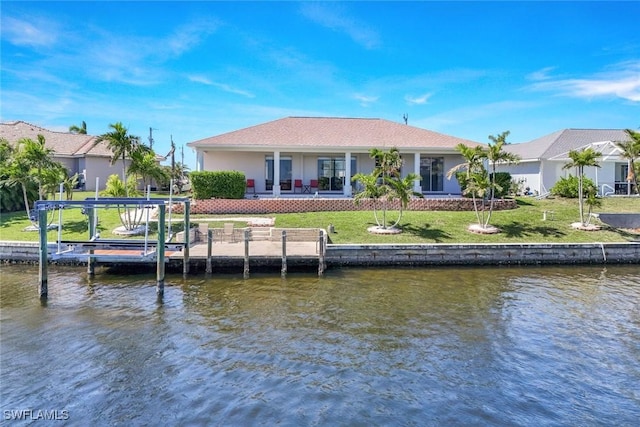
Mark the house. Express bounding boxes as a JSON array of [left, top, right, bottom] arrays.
[[497, 129, 635, 197], [0, 121, 122, 191], [187, 116, 483, 197], [0, 121, 167, 192]]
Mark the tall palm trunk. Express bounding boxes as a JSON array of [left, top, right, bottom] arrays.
[[21, 183, 33, 224]]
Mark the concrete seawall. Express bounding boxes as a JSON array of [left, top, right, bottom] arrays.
[[325, 242, 640, 266], [1, 240, 638, 269]]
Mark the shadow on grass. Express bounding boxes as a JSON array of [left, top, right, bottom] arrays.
[[600, 225, 640, 242], [501, 221, 567, 239], [61, 219, 90, 234], [402, 223, 452, 243], [0, 212, 29, 228], [515, 198, 536, 207]]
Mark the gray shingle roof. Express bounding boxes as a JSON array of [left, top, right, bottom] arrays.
[[505, 129, 632, 160], [0, 120, 111, 157], [188, 116, 483, 150]]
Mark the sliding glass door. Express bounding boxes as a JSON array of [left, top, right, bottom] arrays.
[[265, 156, 292, 191], [420, 156, 444, 192], [317, 157, 356, 191]]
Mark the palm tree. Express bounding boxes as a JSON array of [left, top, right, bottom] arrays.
[[385, 173, 423, 228], [69, 121, 87, 134], [17, 135, 57, 201], [100, 174, 143, 231], [447, 143, 487, 227], [4, 153, 37, 223], [486, 131, 520, 225], [96, 122, 142, 187], [352, 147, 422, 231], [562, 148, 601, 226], [128, 149, 169, 190], [352, 172, 388, 227], [615, 129, 640, 195]]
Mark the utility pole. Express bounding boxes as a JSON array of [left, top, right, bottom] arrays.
[[148, 127, 157, 149]]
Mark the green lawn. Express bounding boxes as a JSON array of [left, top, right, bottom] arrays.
[[1, 193, 639, 244]]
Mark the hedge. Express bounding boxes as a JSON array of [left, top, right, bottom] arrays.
[[190, 171, 246, 199]]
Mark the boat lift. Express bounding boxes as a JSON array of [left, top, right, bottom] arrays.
[[35, 195, 191, 299]]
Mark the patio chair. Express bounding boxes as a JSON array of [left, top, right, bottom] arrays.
[[294, 179, 303, 193], [309, 179, 318, 193], [222, 222, 236, 242], [246, 179, 255, 194]]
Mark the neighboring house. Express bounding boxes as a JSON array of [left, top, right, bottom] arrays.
[[1, 121, 133, 192], [498, 129, 635, 197], [187, 116, 483, 197]]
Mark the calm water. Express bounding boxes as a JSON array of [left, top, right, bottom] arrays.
[[1, 264, 639, 426]]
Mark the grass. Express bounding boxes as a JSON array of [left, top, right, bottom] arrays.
[[1, 192, 639, 244]]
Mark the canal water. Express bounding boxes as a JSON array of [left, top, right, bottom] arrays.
[[1, 264, 639, 426]]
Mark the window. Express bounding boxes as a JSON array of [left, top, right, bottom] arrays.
[[420, 156, 444, 192]]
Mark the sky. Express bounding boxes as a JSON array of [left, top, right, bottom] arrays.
[[1, 1, 639, 169]]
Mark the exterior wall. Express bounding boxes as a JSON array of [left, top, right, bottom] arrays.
[[83, 157, 129, 191], [497, 161, 541, 195], [177, 197, 517, 215], [200, 150, 464, 195], [500, 159, 620, 197]]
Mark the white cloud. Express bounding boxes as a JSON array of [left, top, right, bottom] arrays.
[[405, 93, 432, 105], [188, 75, 213, 85], [300, 3, 380, 49], [164, 18, 220, 58], [187, 75, 254, 98], [0, 16, 58, 47], [526, 67, 557, 81], [353, 94, 379, 107], [528, 61, 640, 102]]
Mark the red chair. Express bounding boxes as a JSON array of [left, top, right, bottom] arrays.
[[246, 179, 255, 194], [294, 179, 303, 193], [310, 179, 318, 193]]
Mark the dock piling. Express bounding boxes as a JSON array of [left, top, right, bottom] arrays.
[[183, 200, 190, 276], [206, 229, 213, 274], [38, 208, 48, 299], [318, 230, 325, 276], [243, 228, 250, 278], [156, 204, 166, 296], [281, 230, 287, 278]]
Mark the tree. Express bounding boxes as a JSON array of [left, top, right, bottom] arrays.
[[95, 122, 142, 187], [446, 143, 487, 227], [127, 147, 169, 190], [17, 135, 57, 201], [615, 129, 640, 195], [69, 121, 87, 134], [100, 174, 144, 231], [352, 147, 423, 231], [562, 148, 601, 226], [3, 150, 36, 221], [486, 131, 520, 225]]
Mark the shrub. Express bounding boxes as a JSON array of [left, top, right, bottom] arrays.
[[551, 175, 596, 198], [190, 171, 246, 199]]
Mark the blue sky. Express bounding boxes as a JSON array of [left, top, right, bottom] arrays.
[[2, 1, 639, 169]]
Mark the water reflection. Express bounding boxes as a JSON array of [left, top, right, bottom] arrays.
[[1, 265, 639, 426]]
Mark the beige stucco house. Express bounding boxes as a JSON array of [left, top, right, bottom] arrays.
[[1, 120, 130, 191], [187, 116, 484, 197]]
